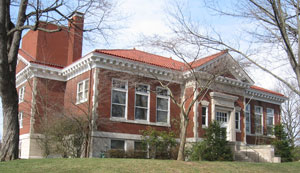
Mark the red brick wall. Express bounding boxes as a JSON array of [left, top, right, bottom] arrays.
[[64, 70, 93, 117], [245, 98, 281, 144], [33, 78, 66, 133], [197, 93, 211, 138], [235, 94, 245, 142], [96, 69, 181, 135], [18, 79, 34, 135], [21, 24, 70, 66], [185, 87, 195, 138]]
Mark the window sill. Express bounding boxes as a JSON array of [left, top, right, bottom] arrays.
[[76, 99, 88, 105], [235, 130, 241, 133], [110, 118, 171, 127], [202, 125, 208, 128]]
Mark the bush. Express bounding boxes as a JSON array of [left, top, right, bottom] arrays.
[[272, 124, 293, 162], [140, 128, 177, 159], [124, 150, 147, 159], [107, 149, 125, 158], [185, 141, 207, 161], [186, 121, 233, 161], [292, 146, 300, 161]]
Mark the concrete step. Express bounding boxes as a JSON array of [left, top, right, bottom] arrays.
[[234, 151, 255, 162]]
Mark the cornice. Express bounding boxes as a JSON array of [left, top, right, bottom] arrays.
[[16, 51, 286, 105], [245, 88, 287, 105]]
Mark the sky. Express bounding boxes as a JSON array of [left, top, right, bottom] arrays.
[[0, 0, 288, 139]]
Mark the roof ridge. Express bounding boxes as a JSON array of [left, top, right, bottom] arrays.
[[191, 50, 227, 64]]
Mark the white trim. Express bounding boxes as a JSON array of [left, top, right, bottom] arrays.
[[254, 106, 263, 135], [235, 111, 240, 131], [245, 89, 286, 105], [156, 87, 170, 124], [92, 131, 142, 140], [17, 54, 30, 65], [201, 105, 208, 127], [266, 108, 275, 136], [245, 103, 251, 135], [19, 112, 23, 128], [109, 117, 170, 127], [134, 83, 150, 121], [76, 79, 89, 104], [111, 78, 128, 119], [18, 86, 25, 103]]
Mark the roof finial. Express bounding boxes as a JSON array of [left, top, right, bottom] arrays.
[[133, 47, 136, 50]]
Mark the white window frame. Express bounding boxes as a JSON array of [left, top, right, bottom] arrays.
[[254, 106, 263, 135], [156, 87, 170, 124], [216, 111, 228, 123], [245, 104, 251, 134], [76, 79, 89, 103], [202, 106, 208, 127], [235, 111, 240, 131], [134, 83, 150, 121], [18, 86, 25, 103], [19, 112, 23, 128], [111, 79, 128, 119], [267, 108, 275, 136]]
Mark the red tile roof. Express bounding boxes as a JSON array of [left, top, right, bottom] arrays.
[[30, 61, 64, 69], [250, 85, 285, 97], [18, 49, 35, 62], [189, 50, 228, 68], [95, 49, 185, 70], [19, 49, 64, 69], [95, 49, 227, 71]]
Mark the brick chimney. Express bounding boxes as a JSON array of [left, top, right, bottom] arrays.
[[67, 12, 84, 65]]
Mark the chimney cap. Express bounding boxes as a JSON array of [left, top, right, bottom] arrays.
[[69, 11, 84, 18]]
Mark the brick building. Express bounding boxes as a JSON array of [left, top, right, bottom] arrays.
[[16, 13, 286, 162]]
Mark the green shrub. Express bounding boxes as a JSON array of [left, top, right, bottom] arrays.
[[292, 146, 300, 161], [186, 121, 233, 161], [185, 141, 207, 161], [107, 149, 125, 158], [140, 128, 176, 159], [272, 124, 293, 162]]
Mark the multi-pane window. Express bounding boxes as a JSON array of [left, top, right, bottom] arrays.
[[156, 87, 169, 123], [18, 86, 25, 103], [202, 107, 208, 126], [111, 140, 125, 150], [111, 79, 127, 118], [235, 112, 240, 130], [267, 108, 274, 135], [255, 106, 263, 134], [216, 112, 228, 123], [135, 84, 149, 120], [19, 112, 23, 128], [77, 79, 89, 103], [245, 104, 251, 134]]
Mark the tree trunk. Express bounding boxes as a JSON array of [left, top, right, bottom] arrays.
[[177, 113, 188, 161], [0, 89, 19, 161]]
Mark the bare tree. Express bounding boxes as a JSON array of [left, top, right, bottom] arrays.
[[158, 0, 300, 97], [140, 34, 233, 160], [276, 81, 300, 147], [0, 0, 120, 161]]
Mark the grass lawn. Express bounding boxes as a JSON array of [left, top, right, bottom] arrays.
[[0, 158, 300, 173]]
